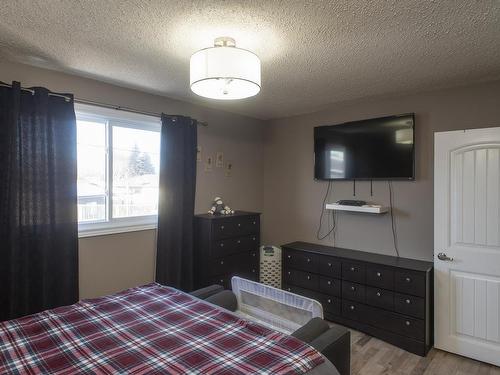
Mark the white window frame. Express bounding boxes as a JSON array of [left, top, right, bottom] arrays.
[[76, 103, 161, 238]]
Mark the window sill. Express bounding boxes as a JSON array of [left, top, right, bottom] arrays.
[[78, 223, 157, 238]]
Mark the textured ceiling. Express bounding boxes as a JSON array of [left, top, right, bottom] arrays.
[[1, 1, 499, 120]]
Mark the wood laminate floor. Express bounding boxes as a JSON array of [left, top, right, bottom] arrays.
[[348, 330, 500, 375]]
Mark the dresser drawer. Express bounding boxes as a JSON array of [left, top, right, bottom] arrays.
[[365, 305, 425, 341], [317, 294, 341, 316], [342, 300, 367, 321], [212, 235, 259, 257], [283, 283, 318, 300], [210, 256, 234, 275], [395, 270, 426, 297], [394, 293, 425, 319], [342, 281, 366, 303], [365, 286, 394, 311], [212, 215, 260, 240], [318, 256, 341, 278], [342, 300, 424, 340], [342, 262, 366, 283], [237, 267, 259, 281], [284, 250, 318, 273], [210, 275, 231, 289], [282, 284, 340, 316], [366, 265, 394, 290], [319, 276, 341, 297], [385, 314, 425, 341], [284, 269, 318, 290], [210, 251, 258, 276], [283, 284, 314, 298]]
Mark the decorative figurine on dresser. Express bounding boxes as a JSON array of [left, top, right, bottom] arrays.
[[194, 203, 260, 290]]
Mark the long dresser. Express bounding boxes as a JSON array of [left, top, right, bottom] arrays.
[[282, 241, 433, 356], [194, 211, 260, 290]]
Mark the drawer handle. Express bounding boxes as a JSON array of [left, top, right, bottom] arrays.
[[350, 305, 355, 311], [307, 258, 311, 263], [253, 221, 256, 225], [327, 262, 332, 267], [405, 277, 412, 283], [238, 223, 241, 227], [252, 237, 256, 241], [287, 255, 291, 259], [405, 299, 411, 304], [252, 269, 256, 273], [237, 240, 241, 244], [252, 253, 256, 257], [287, 288, 291, 292], [220, 260, 224, 265], [287, 271, 291, 275], [350, 286, 356, 291], [376, 272, 381, 277], [327, 299, 332, 304], [405, 321, 411, 326], [350, 267, 355, 272], [376, 292, 381, 297], [220, 243, 224, 247], [220, 225, 224, 230], [307, 276, 311, 280], [327, 280, 332, 285]]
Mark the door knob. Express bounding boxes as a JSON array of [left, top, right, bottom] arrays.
[[437, 252, 454, 261]]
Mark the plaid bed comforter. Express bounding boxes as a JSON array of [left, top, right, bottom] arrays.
[[0, 283, 324, 374]]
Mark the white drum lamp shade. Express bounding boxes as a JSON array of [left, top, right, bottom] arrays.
[[190, 37, 261, 100]]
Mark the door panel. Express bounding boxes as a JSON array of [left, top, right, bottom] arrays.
[[435, 127, 500, 366], [451, 147, 500, 248], [487, 149, 500, 246], [453, 271, 500, 343]]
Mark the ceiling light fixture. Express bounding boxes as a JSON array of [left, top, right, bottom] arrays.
[[190, 37, 261, 100]]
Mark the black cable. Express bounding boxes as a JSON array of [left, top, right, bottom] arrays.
[[353, 180, 356, 196], [388, 181, 400, 257], [370, 180, 373, 196], [331, 209, 337, 245], [317, 180, 336, 240]]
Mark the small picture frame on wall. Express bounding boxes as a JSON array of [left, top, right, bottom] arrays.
[[216, 151, 224, 167], [225, 161, 233, 177], [205, 156, 213, 172]]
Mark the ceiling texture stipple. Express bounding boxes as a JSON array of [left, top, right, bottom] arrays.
[[0, 1, 499, 120]]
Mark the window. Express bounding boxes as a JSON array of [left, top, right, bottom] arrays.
[[76, 104, 161, 237]]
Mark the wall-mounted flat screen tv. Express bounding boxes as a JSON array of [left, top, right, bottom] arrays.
[[314, 114, 415, 180]]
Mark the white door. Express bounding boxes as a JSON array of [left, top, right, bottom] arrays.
[[435, 127, 500, 366]]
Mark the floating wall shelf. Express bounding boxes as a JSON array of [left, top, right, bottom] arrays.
[[325, 203, 388, 214]]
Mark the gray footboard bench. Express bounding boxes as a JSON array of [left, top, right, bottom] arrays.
[[190, 285, 351, 375]]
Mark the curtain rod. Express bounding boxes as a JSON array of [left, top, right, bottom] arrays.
[[0, 82, 208, 127]]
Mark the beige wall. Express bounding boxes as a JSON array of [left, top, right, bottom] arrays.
[[0, 60, 265, 299], [78, 230, 157, 298], [262, 81, 500, 261], [4, 59, 500, 296]]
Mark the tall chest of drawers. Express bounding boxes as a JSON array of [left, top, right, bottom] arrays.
[[282, 241, 433, 356], [194, 211, 260, 290]]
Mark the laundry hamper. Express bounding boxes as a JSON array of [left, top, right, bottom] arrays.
[[259, 245, 282, 288]]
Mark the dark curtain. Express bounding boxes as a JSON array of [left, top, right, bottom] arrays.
[[156, 115, 197, 291], [0, 82, 79, 321]]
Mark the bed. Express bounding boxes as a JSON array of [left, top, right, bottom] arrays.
[[0, 283, 340, 374]]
